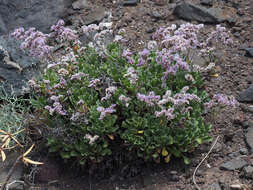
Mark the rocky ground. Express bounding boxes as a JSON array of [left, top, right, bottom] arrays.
[[1, 0, 253, 189]]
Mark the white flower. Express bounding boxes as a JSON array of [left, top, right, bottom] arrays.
[[58, 68, 69, 76]]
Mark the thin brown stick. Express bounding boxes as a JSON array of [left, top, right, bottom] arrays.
[[0, 155, 22, 190]]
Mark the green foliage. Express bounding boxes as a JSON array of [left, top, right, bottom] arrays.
[[0, 86, 30, 146]]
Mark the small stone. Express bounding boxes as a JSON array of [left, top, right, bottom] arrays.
[[244, 48, 253, 57], [213, 142, 223, 152], [239, 148, 248, 155], [245, 127, 253, 151], [207, 183, 222, 190], [152, 11, 162, 20], [72, 0, 88, 10], [123, 0, 139, 6], [146, 28, 154, 33], [220, 158, 247, 171]]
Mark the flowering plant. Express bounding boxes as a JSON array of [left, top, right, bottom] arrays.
[[11, 21, 237, 165]]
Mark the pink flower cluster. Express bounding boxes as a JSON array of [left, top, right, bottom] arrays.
[[10, 27, 52, 59], [97, 104, 116, 120]]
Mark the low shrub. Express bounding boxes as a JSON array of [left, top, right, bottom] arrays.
[[11, 21, 237, 166]]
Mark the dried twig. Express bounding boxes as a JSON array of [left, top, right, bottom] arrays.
[[0, 155, 22, 190], [6, 180, 25, 190], [192, 136, 220, 190]]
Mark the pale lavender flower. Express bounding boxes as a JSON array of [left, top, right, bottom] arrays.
[[70, 72, 88, 81], [139, 48, 150, 57], [88, 79, 100, 88], [185, 74, 195, 82], [84, 134, 99, 145], [101, 86, 117, 102], [58, 68, 69, 76], [11, 27, 52, 59], [137, 91, 160, 106], [77, 100, 84, 105], [137, 58, 145, 66], [204, 94, 238, 111], [45, 101, 66, 116], [155, 108, 175, 120], [50, 95, 63, 102], [147, 40, 158, 50], [28, 79, 39, 89], [124, 67, 138, 85], [45, 105, 55, 115], [98, 22, 113, 30], [47, 62, 60, 70], [119, 95, 131, 107], [50, 19, 79, 44], [97, 104, 116, 120], [43, 79, 50, 84]]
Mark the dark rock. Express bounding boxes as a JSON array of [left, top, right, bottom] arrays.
[[0, 35, 40, 96], [80, 7, 107, 25], [123, 0, 139, 6], [146, 27, 154, 33], [152, 11, 163, 20], [173, 2, 236, 23], [244, 48, 253, 57], [153, 0, 166, 6], [36, 158, 60, 183], [237, 84, 253, 102], [241, 121, 253, 129], [245, 127, 253, 151], [0, 15, 7, 34], [200, 0, 214, 6], [72, 0, 88, 10], [207, 183, 222, 190], [0, 0, 72, 36], [220, 158, 247, 171]]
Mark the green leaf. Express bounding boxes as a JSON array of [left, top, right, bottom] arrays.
[[183, 156, 190, 165], [196, 138, 202, 144], [70, 151, 78, 157], [61, 152, 71, 159]]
